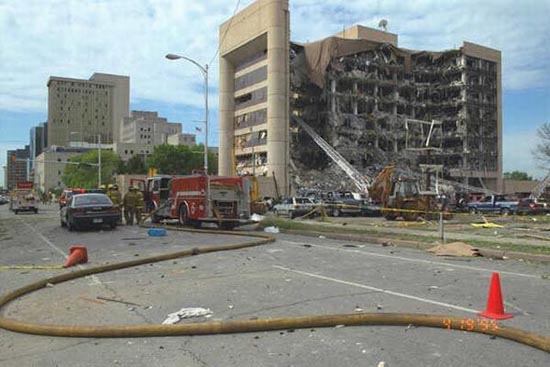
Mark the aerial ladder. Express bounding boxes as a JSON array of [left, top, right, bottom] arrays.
[[293, 116, 371, 194], [530, 171, 550, 199]]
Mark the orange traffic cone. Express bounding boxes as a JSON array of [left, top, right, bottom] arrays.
[[478, 272, 513, 320], [63, 246, 88, 268]]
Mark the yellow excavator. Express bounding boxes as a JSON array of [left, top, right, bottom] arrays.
[[369, 166, 449, 221]]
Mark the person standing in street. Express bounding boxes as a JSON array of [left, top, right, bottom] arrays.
[[135, 187, 145, 225], [123, 186, 137, 225]]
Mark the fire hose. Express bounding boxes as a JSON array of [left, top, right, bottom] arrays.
[[0, 224, 549, 353]]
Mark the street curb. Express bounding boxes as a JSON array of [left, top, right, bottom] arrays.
[[277, 228, 550, 264]]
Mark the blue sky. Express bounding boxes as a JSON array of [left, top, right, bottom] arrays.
[[1, 0, 549, 186]]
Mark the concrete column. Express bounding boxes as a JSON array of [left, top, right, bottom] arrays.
[[330, 79, 337, 113], [218, 56, 235, 176], [266, 0, 289, 195], [352, 82, 358, 115]]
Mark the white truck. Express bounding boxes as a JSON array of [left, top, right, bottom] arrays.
[[10, 182, 38, 214]]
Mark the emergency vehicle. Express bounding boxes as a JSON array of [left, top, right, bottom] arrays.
[[10, 181, 38, 214], [132, 174, 252, 230]]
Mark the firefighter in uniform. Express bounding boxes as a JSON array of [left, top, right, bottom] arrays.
[[123, 186, 137, 225], [108, 184, 123, 224], [99, 184, 107, 194], [135, 187, 145, 225]]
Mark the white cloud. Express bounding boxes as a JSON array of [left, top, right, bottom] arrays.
[[503, 129, 547, 179], [1, 0, 548, 117]]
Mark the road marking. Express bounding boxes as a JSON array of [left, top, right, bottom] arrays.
[[273, 265, 478, 314], [21, 219, 68, 259], [19, 218, 103, 286], [282, 240, 539, 279]]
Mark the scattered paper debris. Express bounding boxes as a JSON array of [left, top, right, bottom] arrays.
[[377, 361, 387, 367], [334, 324, 345, 328], [471, 222, 503, 229], [251, 213, 264, 222], [45, 283, 54, 288], [264, 226, 280, 233], [162, 307, 212, 325], [318, 235, 326, 239], [427, 242, 480, 257], [376, 304, 383, 310]]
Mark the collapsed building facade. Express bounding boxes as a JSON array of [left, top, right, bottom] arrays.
[[218, 0, 502, 196]]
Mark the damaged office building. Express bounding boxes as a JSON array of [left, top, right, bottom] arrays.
[[290, 26, 502, 193], [218, 0, 502, 196]]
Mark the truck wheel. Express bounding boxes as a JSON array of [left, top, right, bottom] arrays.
[[469, 207, 477, 215], [332, 208, 341, 217], [274, 209, 279, 217], [220, 222, 235, 230], [501, 208, 511, 216], [179, 205, 188, 226], [67, 220, 74, 232], [14, 210, 18, 215], [401, 203, 418, 221], [34, 208, 38, 214]]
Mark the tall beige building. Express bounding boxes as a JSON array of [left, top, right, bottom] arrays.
[[47, 73, 129, 147], [218, 0, 290, 195]]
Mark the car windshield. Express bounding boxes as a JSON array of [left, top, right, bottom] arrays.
[[296, 198, 311, 204], [74, 195, 111, 206]]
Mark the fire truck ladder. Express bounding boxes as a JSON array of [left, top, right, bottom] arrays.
[[293, 116, 371, 194], [530, 171, 550, 199]]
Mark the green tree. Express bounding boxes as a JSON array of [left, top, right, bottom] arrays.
[[62, 150, 122, 188], [125, 155, 147, 174], [503, 171, 533, 181], [146, 144, 218, 175]]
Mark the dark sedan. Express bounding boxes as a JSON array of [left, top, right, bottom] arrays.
[[60, 193, 121, 231]]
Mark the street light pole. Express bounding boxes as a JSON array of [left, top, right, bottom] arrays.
[[166, 53, 210, 216], [165, 54, 209, 174]]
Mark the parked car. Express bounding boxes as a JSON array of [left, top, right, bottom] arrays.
[[0, 195, 8, 205], [323, 191, 363, 217], [273, 197, 317, 219], [516, 198, 547, 215], [467, 195, 518, 215], [60, 193, 121, 231]]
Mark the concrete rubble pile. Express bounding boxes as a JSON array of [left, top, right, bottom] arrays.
[[289, 37, 498, 193]]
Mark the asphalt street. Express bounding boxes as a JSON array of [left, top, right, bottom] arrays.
[[0, 204, 549, 366]]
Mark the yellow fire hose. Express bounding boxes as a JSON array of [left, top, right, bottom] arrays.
[[0, 225, 549, 353]]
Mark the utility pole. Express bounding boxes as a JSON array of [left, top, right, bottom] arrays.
[[98, 134, 102, 187]]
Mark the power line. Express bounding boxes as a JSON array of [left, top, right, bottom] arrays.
[[208, 0, 242, 66]]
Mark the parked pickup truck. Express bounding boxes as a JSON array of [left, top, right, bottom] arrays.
[[467, 195, 518, 215]]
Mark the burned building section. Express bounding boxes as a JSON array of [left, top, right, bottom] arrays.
[[289, 37, 500, 192]]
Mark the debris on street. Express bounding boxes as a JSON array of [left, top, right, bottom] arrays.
[[162, 307, 213, 325], [264, 226, 280, 233], [427, 242, 481, 257]]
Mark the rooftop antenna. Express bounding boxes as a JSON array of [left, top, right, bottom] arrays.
[[378, 19, 388, 32]]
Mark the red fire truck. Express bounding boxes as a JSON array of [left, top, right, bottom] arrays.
[[132, 174, 252, 230]]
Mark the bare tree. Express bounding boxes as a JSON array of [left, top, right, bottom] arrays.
[[533, 123, 550, 169]]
